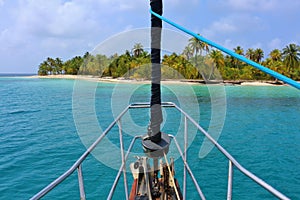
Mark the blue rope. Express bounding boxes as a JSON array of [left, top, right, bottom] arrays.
[[150, 9, 300, 90]]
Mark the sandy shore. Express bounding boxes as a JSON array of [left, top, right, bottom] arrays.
[[27, 75, 287, 86], [28, 75, 152, 84], [240, 82, 275, 86], [27, 75, 198, 85]]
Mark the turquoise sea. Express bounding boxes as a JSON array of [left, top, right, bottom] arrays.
[[0, 75, 299, 199]]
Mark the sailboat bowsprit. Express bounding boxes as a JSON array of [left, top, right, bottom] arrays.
[[31, 0, 298, 199]]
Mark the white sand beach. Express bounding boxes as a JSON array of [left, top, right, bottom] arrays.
[[240, 81, 276, 86], [27, 75, 290, 86]]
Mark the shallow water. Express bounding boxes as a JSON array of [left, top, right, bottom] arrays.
[[0, 77, 299, 199]]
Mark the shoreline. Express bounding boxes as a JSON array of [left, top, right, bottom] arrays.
[[26, 74, 289, 86]]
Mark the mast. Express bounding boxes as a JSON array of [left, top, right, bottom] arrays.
[[149, 0, 163, 143], [142, 0, 170, 158]]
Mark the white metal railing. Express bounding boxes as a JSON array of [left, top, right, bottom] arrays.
[[31, 102, 290, 200]]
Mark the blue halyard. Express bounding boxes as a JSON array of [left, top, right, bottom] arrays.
[[150, 8, 300, 90]]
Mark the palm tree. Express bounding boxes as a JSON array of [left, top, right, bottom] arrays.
[[234, 46, 244, 55], [282, 43, 300, 73], [269, 49, 282, 62], [209, 49, 224, 79], [188, 34, 209, 57], [254, 48, 264, 63], [83, 52, 91, 59], [132, 43, 144, 57], [38, 61, 50, 75], [182, 45, 193, 60], [188, 34, 210, 80], [54, 57, 63, 74], [264, 57, 285, 82], [94, 54, 110, 76], [46, 57, 56, 74], [246, 48, 255, 61], [232, 46, 244, 68]]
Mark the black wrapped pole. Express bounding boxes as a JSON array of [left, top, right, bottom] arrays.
[[149, 0, 163, 143], [142, 0, 170, 158]]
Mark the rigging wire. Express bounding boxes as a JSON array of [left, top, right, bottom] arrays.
[[163, 153, 181, 200]]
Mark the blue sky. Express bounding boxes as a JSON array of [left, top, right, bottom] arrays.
[[0, 0, 299, 73]]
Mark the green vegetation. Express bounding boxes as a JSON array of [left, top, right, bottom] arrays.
[[38, 38, 300, 81]]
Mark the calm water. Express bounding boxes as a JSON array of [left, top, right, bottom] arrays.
[[0, 76, 299, 199]]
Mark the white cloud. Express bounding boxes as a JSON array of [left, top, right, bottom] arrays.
[[94, 0, 145, 12], [7, 0, 148, 41], [118, 4, 133, 11], [226, 0, 276, 11], [0, 0, 152, 72], [223, 39, 241, 50], [201, 14, 264, 39], [250, 42, 262, 49], [214, 0, 300, 12], [13, 0, 99, 38], [0, 29, 8, 49], [4, 0, 146, 53], [0, 29, 7, 38], [165, 0, 200, 6], [202, 18, 237, 38], [268, 38, 282, 50]]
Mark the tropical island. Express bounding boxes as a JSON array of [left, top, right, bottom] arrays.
[[37, 36, 300, 84]]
